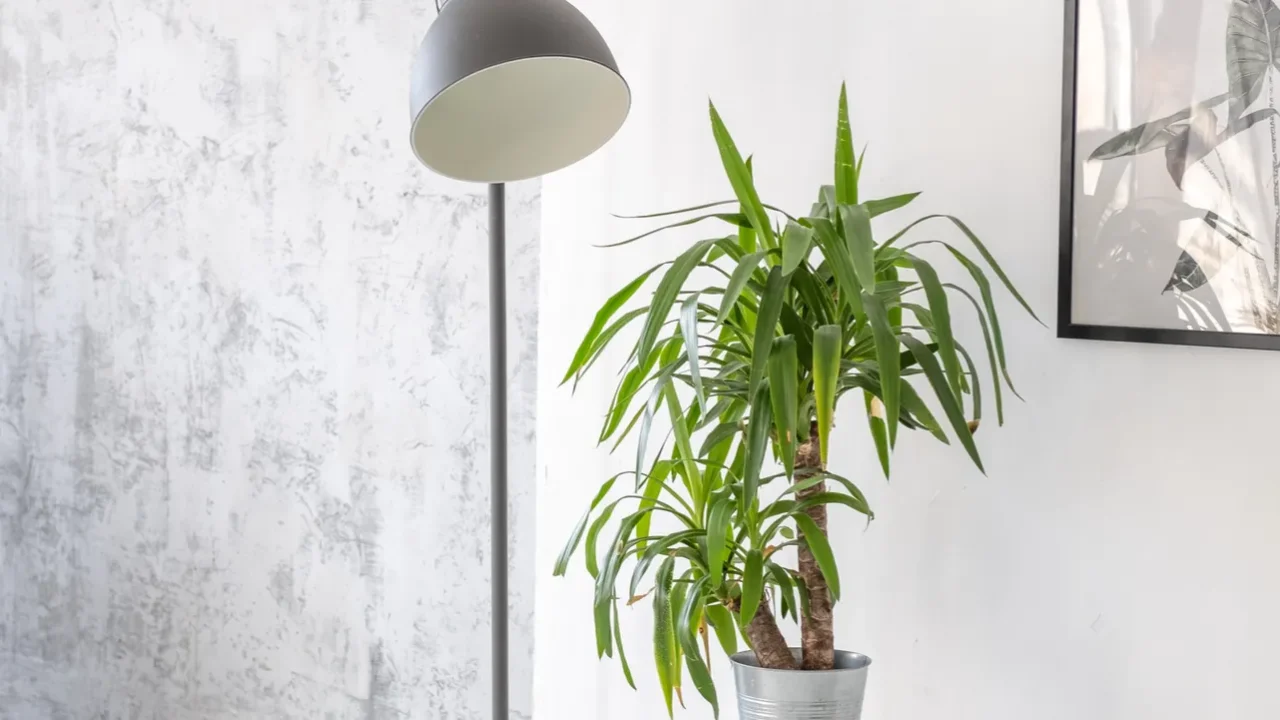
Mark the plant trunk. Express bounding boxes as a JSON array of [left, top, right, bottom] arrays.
[[795, 422, 835, 670], [726, 596, 797, 670]]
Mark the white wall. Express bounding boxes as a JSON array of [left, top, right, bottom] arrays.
[[535, 1, 1280, 719], [0, 1, 538, 717]]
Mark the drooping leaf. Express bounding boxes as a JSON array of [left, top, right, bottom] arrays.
[[653, 557, 677, 717], [635, 239, 718, 370], [717, 250, 767, 325], [793, 513, 840, 601], [886, 215, 1041, 325], [781, 221, 815, 276], [676, 577, 719, 717], [681, 293, 706, 412], [635, 458, 674, 546], [663, 384, 702, 507], [835, 82, 858, 205], [904, 255, 962, 398], [710, 103, 775, 248], [706, 491, 734, 590], [1227, 0, 1280, 117], [555, 476, 618, 576], [860, 292, 901, 446], [704, 603, 739, 657], [768, 336, 799, 478], [598, 214, 750, 248], [614, 599, 636, 688], [630, 528, 702, 598], [900, 381, 949, 444], [563, 265, 661, 384], [574, 306, 648, 389], [812, 325, 842, 465], [900, 334, 984, 473], [945, 283, 1005, 425]]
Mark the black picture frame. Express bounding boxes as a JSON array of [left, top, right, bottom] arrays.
[[1057, 0, 1280, 352]]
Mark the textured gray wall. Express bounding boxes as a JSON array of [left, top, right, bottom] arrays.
[[0, 1, 537, 718]]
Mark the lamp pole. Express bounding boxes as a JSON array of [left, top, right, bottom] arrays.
[[488, 182, 508, 719]]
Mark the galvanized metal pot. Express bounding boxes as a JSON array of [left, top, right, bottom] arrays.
[[730, 649, 871, 720]]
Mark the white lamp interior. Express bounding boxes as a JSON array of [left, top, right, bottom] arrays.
[[411, 56, 630, 183]]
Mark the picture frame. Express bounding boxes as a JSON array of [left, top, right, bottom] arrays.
[[1058, 0, 1280, 351]]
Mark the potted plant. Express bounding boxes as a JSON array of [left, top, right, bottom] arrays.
[[554, 85, 1039, 719]]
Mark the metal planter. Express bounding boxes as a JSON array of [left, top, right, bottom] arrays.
[[730, 649, 871, 720]]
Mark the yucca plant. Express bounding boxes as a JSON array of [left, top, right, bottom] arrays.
[[553, 85, 1039, 717]]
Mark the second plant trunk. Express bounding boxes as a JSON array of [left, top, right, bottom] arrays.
[[795, 424, 835, 670]]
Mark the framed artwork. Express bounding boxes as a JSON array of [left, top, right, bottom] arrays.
[[1059, 0, 1280, 350]]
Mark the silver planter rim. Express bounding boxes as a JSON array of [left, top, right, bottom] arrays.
[[729, 648, 872, 674]]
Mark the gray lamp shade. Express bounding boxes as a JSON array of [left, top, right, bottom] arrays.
[[409, 0, 630, 183]]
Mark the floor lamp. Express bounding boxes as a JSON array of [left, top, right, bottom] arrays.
[[407, 1, 630, 717]]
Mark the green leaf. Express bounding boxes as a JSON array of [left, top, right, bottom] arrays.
[[676, 576, 719, 717], [681, 293, 706, 413], [706, 491, 734, 590], [901, 334, 984, 473], [717, 251, 767, 325], [709, 102, 775, 248], [860, 291, 901, 445], [813, 325, 842, 464], [886, 215, 1041, 325], [698, 422, 741, 459], [585, 499, 618, 578], [765, 561, 798, 620], [663, 384, 703, 509], [573, 306, 649, 389], [946, 282, 1004, 424], [739, 157, 759, 253], [791, 490, 873, 519], [839, 204, 876, 293], [555, 476, 618, 576], [635, 373, 672, 481], [865, 192, 921, 218], [793, 513, 840, 601], [835, 83, 857, 205], [653, 557, 677, 718], [563, 266, 660, 384], [955, 341, 983, 425], [739, 549, 765, 628], [900, 381, 949, 444], [913, 240, 1024, 399], [614, 599, 636, 689], [781, 221, 815, 276], [636, 238, 717, 371], [631, 529, 702, 598], [810, 217, 864, 317], [905, 255, 962, 398], [595, 590, 613, 658], [704, 604, 739, 657], [768, 336, 799, 478], [741, 382, 772, 518], [634, 460, 673, 550], [864, 390, 891, 478], [748, 266, 787, 396], [598, 213, 750, 248]]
